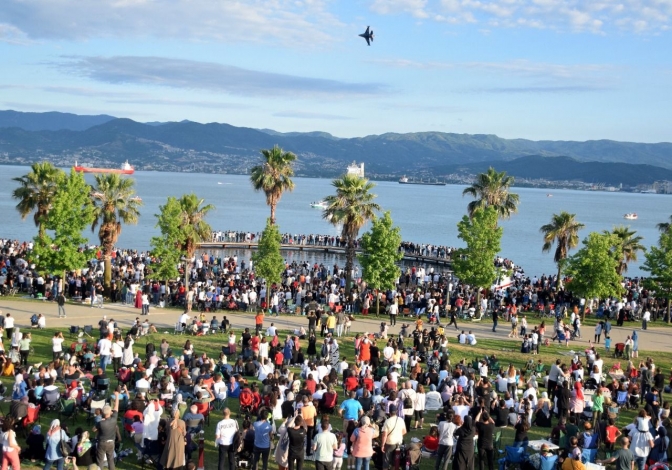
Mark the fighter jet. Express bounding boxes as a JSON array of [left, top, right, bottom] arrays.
[[359, 26, 374, 46]]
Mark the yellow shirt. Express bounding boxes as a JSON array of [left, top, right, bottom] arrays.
[[326, 316, 337, 329]]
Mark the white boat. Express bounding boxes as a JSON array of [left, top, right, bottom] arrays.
[[547, 194, 553, 197], [624, 213, 638, 220], [310, 201, 328, 209]]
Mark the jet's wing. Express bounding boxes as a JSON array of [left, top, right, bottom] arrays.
[[366, 37, 371, 46], [365, 26, 370, 34]]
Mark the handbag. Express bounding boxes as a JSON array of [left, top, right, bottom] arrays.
[[232, 424, 244, 453], [59, 431, 73, 456]]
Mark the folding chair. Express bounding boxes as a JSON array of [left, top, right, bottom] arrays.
[[69, 326, 80, 338], [174, 322, 185, 335], [498, 446, 527, 470], [59, 399, 77, 424], [88, 398, 106, 424], [539, 455, 558, 470], [20, 405, 41, 437], [581, 449, 598, 464]]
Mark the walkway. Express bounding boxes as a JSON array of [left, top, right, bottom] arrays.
[[0, 298, 668, 354], [197, 241, 453, 267]]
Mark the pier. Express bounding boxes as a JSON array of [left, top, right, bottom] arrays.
[[196, 241, 453, 268]]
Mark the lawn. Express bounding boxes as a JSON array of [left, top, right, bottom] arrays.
[[4, 320, 665, 470]]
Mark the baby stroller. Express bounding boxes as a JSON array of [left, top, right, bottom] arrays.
[[405, 442, 422, 470], [614, 343, 625, 358]]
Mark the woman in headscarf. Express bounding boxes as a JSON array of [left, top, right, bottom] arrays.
[[135, 289, 143, 309], [75, 430, 97, 470], [330, 339, 340, 368], [160, 408, 186, 470], [453, 415, 475, 470], [570, 381, 585, 419], [632, 331, 639, 359], [11, 374, 27, 400], [122, 333, 135, 368], [43, 419, 69, 470]]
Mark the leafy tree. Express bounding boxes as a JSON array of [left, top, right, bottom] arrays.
[[452, 206, 503, 313], [323, 174, 380, 294], [252, 219, 286, 305], [640, 230, 672, 324], [606, 225, 645, 275], [462, 167, 520, 220], [149, 197, 184, 282], [12, 162, 65, 238], [565, 232, 624, 317], [359, 211, 403, 316], [250, 145, 296, 225], [540, 211, 584, 287], [31, 170, 94, 279], [656, 215, 672, 236], [90, 174, 142, 290]]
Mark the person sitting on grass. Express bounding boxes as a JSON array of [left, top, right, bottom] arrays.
[[421, 425, 439, 455]]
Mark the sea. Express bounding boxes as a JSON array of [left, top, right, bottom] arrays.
[[0, 165, 668, 278]]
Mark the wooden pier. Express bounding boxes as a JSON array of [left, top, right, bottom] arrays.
[[197, 241, 453, 268]]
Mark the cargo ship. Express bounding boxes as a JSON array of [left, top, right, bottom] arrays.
[[74, 161, 135, 175], [398, 176, 446, 186]]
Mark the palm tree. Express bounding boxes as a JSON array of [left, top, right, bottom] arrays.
[[462, 167, 520, 220], [11, 162, 65, 238], [607, 225, 645, 275], [323, 174, 380, 295], [657, 215, 672, 235], [540, 211, 584, 287], [175, 194, 215, 293], [250, 145, 297, 225], [91, 174, 142, 289], [176, 194, 215, 260]]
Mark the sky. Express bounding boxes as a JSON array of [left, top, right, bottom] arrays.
[[0, 0, 671, 142]]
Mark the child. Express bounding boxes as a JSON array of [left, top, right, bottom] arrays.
[[132, 415, 144, 459], [333, 431, 346, 470], [603, 418, 621, 456], [604, 336, 611, 353]]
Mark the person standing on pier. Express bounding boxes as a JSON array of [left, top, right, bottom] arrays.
[[388, 301, 398, 326]]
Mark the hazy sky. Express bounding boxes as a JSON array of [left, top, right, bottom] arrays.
[[1, 0, 671, 141]]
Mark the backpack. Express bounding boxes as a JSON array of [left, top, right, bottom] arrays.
[[403, 397, 413, 409], [30, 314, 38, 324]]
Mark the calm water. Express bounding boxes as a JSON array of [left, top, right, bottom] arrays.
[[1, 165, 669, 277]]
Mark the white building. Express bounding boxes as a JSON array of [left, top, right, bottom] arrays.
[[347, 161, 365, 178]]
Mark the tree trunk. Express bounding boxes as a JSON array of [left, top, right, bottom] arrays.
[[375, 290, 380, 318], [476, 289, 482, 315], [556, 260, 563, 290], [103, 254, 112, 294], [270, 203, 276, 226], [668, 297, 671, 324], [345, 237, 355, 295]]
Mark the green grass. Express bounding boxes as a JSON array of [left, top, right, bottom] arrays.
[[5, 322, 666, 470]]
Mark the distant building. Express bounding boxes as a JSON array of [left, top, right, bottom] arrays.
[[347, 161, 365, 178]]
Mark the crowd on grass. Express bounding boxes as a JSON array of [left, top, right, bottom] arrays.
[[3, 235, 672, 470]]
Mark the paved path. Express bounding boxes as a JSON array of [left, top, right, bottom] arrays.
[[0, 298, 668, 354]]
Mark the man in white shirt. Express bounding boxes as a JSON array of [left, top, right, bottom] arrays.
[[642, 310, 651, 330], [593, 354, 604, 376], [466, 331, 477, 346], [383, 344, 395, 363], [266, 323, 277, 337], [381, 405, 407, 469], [458, 331, 467, 344], [215, 408, 239, 470], [437, 415, 458, 470], [135, 372, 151, 392], [98, 336, 112, 371]]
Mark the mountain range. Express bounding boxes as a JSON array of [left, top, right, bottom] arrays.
[[0, 110, 671, 185]]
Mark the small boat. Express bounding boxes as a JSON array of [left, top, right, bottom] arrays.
[[74, 160, 134, 175], [217, 182, 223, 185], [624, 213, 638, 220], [547, 194, 553, 197], [310, 201, 328, 209]]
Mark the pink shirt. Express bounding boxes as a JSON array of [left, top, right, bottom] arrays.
[[351, 427, 375, 458]]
